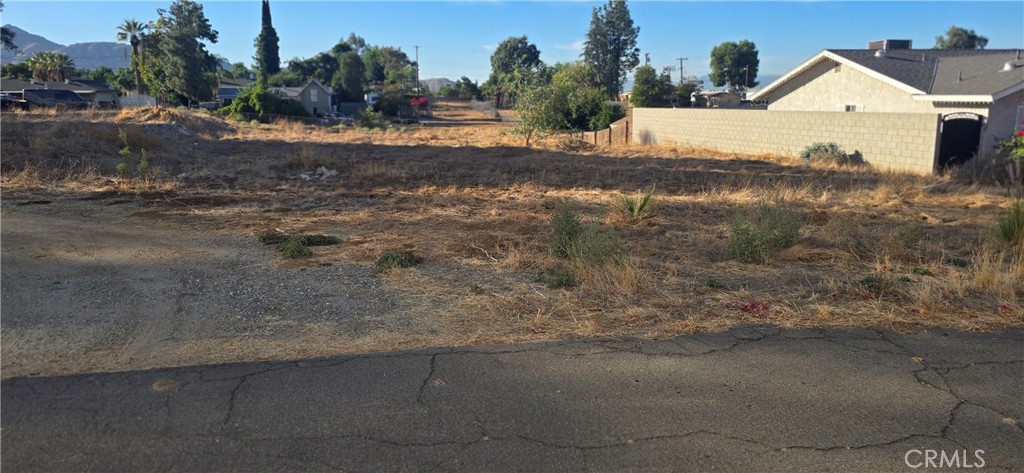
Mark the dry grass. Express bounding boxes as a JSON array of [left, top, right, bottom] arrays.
[[2, 103, 1022, 356]]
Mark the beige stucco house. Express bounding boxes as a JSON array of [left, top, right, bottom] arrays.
[[273, 80, 333, 117], [750, 42, 1024, 167]]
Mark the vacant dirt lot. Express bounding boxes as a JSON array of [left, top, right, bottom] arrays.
[[2, 103, 1021, 378]]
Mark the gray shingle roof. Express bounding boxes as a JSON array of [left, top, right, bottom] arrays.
[[0, 78, 113, 93], [828, 49, 1024, 95]]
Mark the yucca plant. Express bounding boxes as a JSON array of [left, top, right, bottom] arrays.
[[996, 199, 1024, 249], [615, 185, 657, 224]]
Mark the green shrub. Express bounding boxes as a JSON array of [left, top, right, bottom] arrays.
[[572, 225, 624, 267], [799, 142, 862, 166], [543, 265, 578, 289], [705, 277, 725, 288], [359, 109, 384, 128], [550, 205, 583, 258], [258, 232, 340, 258], [996, 199, 1024, 247], [377, 249, 423, 271], [615, 185, 657, 224], [216, 84, 310, 122], [727, 203, 803, 263], [278, 235, 313, 259], [860, 273, 898, 297]]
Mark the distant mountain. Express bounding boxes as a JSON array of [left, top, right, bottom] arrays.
[[2, 24, 129, 70], [422, 77, 454, 94]]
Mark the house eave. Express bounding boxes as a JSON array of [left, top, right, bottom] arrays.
[[911, 94, 994, 104], [992, 81, 1024, 101]]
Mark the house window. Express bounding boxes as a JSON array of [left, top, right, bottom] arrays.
[[844, 105, 858, 112], [310, 89, 318, 102]]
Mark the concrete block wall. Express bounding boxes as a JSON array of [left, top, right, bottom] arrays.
[[632, 108, 942, 174]]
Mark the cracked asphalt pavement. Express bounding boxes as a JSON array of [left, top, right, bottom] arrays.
[[3, 325, 1022, 472]]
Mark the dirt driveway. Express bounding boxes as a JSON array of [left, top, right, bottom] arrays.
[[1, 195, 454, 378]]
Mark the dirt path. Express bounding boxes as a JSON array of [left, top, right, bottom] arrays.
[[1, 195, 447, 378]]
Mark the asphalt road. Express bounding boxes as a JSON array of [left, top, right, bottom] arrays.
[[3, 325, 1022, 472]]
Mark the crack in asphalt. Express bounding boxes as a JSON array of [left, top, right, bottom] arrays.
[[417, 353, 439, 406], [877, 333, 1024, 435], [5, 326, 1021, 470]]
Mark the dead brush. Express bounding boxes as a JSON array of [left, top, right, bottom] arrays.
[[83, 123, 161, 151]]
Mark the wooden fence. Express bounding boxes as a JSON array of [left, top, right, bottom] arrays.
[[578, 117, 630, 146]]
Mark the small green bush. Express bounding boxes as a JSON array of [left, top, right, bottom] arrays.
[[216, 84, 310, 122], [799, 142, 862, 166], [860, 273, 897, 297], [278, 235, 313, 259], [572, 226, 624, 267], [727, 203, 803, 263], [550, 205, 583, 258], [543, 265, 578, 289], [996, 199, 1024, 248], [615, 185, 657, 224], [258, 232, 340, 258], [359, 109, 384, 128], [705, 277, 725, 288], [377, 249, 423, 271]]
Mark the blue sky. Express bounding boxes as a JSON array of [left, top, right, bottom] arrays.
[[3, 1, 1023, 85]]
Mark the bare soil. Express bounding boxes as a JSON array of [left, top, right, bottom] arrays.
[[1, 102, 1021, 378]]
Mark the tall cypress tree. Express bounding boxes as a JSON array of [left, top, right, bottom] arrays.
[[582, 0, 639, 100], [254, 0, 281, 82]]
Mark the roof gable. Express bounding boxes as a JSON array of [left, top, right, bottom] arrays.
[[752, 49, 1024, 102]]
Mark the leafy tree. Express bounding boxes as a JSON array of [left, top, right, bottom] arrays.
[[330, 38, 353, 57], [484, 36, 547, 108], [111, 67, 136, 93], [150, 0, 220, 104], [514, 84, 568, 146], [25, 52, 75, 81], [582, 0, 640, 99], [1, 62, 32, 80], [514, 61, 623, 145], [709, 40, 759, 91], [374, 84, 407, 116], [229, 62, 251, 80], [440, 76, 481, 99], [491, 36, 542, 76], [116, 18, 149, 94], [674, 81, 700, 107], [253, 0, 281, 82], [934, 26, 988, 50], [267, 70, 303, 87], [83, 66, 116, 84], [287, 53, 337, 85], [331, 51, 365, 102], [551, 62, 620, 130], [630, 65, 674, 107], [362, 46, 413, 86], [345, 33, 367, 54], [0, 1, 16, 51]]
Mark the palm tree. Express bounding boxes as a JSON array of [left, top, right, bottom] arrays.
[[116, 18, 148, 95], [25, 51, 75, 82]]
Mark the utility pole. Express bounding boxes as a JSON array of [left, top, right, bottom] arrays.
[[644, 52, 650, 66], [675, 57, 688, 84], [414, 45, 420, 95]]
